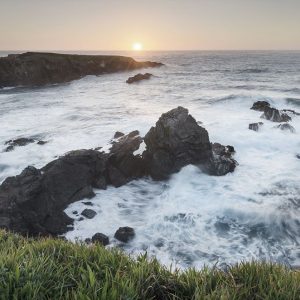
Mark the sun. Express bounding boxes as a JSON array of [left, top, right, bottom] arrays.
[[132, 42, 143, 51]]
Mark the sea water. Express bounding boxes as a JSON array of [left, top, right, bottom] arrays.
[[0, 51, 299, 269]]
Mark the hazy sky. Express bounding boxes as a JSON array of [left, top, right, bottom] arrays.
[[1, 0, 300, 51]]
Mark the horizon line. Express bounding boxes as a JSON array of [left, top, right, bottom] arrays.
[[1, 49, 300, 53]]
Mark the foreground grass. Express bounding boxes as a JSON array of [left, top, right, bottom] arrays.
[[0, 231, 299, 299]]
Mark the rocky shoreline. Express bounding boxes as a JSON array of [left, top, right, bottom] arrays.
[[0, 107, 237, 237], [0, 52, 163, 87]]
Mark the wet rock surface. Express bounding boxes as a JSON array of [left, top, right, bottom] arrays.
[[251, 101, 270, 112], [81, 209, 97, 219], [143, 107, 237, 179], [0, 150, 107, 235], [249, 122, 264, 132], [251, 101, 292, 123], [0, 107, 237, 236], [275, 123, 296, 133], [206, 143, 237, 176], [114, 226, 135, 243], [91, 232, 109, 246], [143, 107, 212, 180], [261, 106, 291, 122], [0, 52, 163, 87], [4, 138, 47, 152], [108, 130, 145, 187], [126, 73, 153, 84], [113, 131, 125, 139]]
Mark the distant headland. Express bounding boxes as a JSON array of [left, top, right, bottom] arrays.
[[0, 52, 163, 87]]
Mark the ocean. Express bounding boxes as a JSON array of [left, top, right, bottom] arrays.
[[0, 51, 299, 269]]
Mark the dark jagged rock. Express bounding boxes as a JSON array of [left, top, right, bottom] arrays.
[[261, 107, 291, 122], [282, 109, 300, 116], [251, 101, 293, 123], [249, 122, 264, 132], [205, 143, 237, 176], [0, 107, 237, 236], [91, 233, 109, 246], [0, 52, 163, 87], [113, 131, 125, 139], [143, 107, 211, 180], [72, 211, 78, 215], [114, 227, 135, 243], [142, 106, 236, 179], [0, 150, 107, 235], [126, 73, 153, 84], [108, 131, 145, 187], [4, 138, 48, 152], [82, 201, 93, 206], [4, 138, 35, 152], [81, 209, 97, 219], [226, 145, 235, 153], [296, 154, 300, 159], [275, 123, 296, 133], [251, 101, 270, 111]]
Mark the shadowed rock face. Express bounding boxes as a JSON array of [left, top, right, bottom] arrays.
[[0, 107, 237, 236], [250, 101, 292, 123], [251, 101, 270, 112], [0, 150, 107, 235], [0, 52, 163, 87], [275, 123, 296, 133], [249, 122, 264, 132], [261, 106, 291, 122], [126, 73, 153, 84], [143, 107, 212, 180]]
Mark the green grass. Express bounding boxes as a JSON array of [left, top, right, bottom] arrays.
[[0, 231, 299, 299]]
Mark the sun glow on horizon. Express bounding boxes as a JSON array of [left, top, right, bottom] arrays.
[[132, 42, 143, 51]]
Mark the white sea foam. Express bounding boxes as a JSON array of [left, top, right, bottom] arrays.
[[0, 51, 299, 269]]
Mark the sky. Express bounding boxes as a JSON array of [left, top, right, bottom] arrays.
[[1, 0, 300, 51]]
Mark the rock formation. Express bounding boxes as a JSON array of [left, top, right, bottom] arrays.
[[249, 122, 264, 132], [0, 52, 163, 87], [0, 107, 237, 236], [4, 138, 47, 152], [91, 233, 109, 246], [250, 101, 292, 122], [251, 101, 270, 112], [126, 73, 153, 84], [114, 227, 135, 243], [275, 123, 296, 133]]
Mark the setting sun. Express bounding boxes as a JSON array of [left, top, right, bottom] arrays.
[[132, 42, 143, 51]]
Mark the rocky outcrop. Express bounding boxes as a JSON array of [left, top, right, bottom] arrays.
[[261, 107, 291, 122], [81, 209, 97, 219], [142, 107, 236, 179], [4, 138, 47, 152], [0, 107, 237, 236], [126, 73, 153, 84], [0, 52, 163, 87], [108, 130, 145, 187], [251, 101, 270, 112], [0, 150, 107, 235], [206, 143, 237, 176], [250, 101, 292, 122], [114, 227, 135, 243], [143, 107, 212, 180], [275, 123, 296, 133], [91, 233, 109, 246], [249, 122, 264, 132], [282, 109, 300, 116]]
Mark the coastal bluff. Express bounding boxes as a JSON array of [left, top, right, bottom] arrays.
[[0, 52, 163, 87]]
